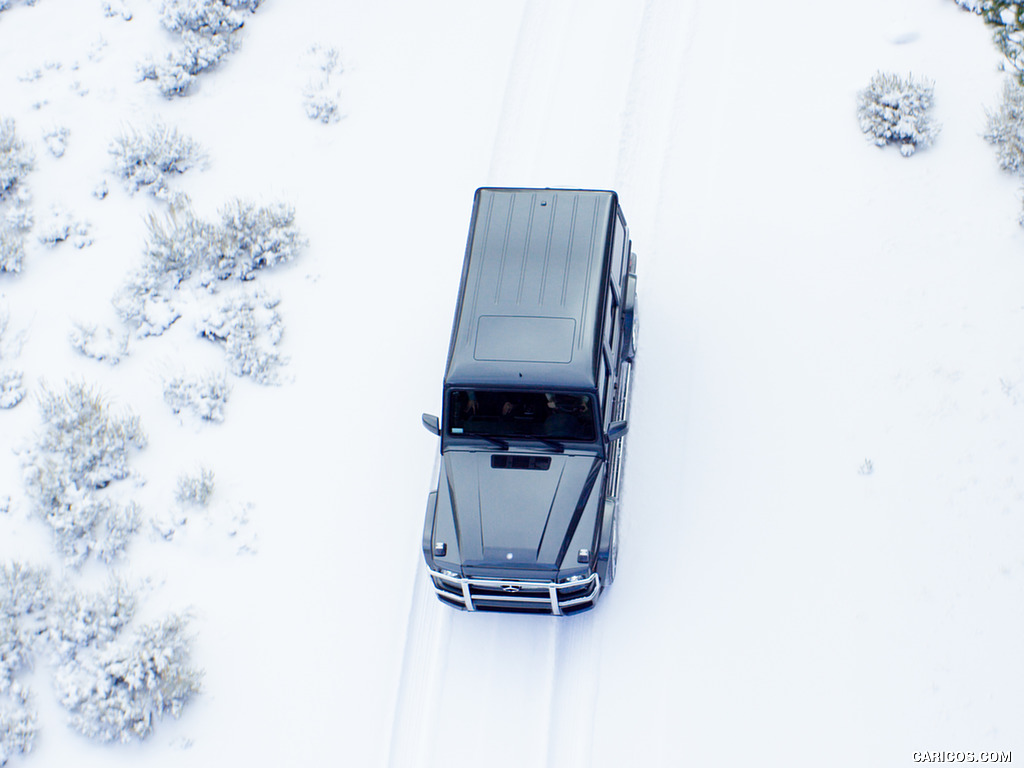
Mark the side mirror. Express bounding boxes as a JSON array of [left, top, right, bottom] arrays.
[[422, 413, 440, 436], [606, 420, 628, 442]]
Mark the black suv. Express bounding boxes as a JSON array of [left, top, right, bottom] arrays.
[[421, 188, 637, 614]]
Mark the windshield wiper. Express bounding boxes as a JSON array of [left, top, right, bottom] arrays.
[[469, 433, 509, 450], [530, 436, 565, 453]]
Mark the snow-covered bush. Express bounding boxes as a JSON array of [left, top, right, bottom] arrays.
[[55, 613, 201, 743], [46, 580, 134, 664], [951, 1, 1024, 80], [3, 188, 31, 232], [140, 0, 262, 97], [0, 227, 24, 274], [196, 288, 285, 384], [24, 478, 141, 567], [108, 124, 203, 198], [102, 1, 132, 20], [985, 78, 1024, 172], [0, 309, 25, 408], [0, 119, 33, 201], [139, 32, 234, 98], [115, 198, 301, 378], [304, 45, 343, 124], [31, 382, 146, 489], [163, 371, 230, 422], [112, 205, 218, 337], [113, 270, 181, 338], [1, 186, 34, 271], [160, 0, 243, 35], [21, 382, 146, 566], [217, 199, 305, 280], [0, 685, 37, 767], [175, 467, 214, 506], [857, 71, 939, 157], [0, 0, 39, 11], [37, 207, 90, 248], [0, 563, 50, 624], [69, 323, 129, 365], [137, 199, 304, 283], [41, 125, 68, 158], [0, 371, 24, 409], [0, 562, 50, 690], [144, 205, 221, 287]]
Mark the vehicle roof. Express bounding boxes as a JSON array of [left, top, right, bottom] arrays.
[[444, 187, 617, 390]]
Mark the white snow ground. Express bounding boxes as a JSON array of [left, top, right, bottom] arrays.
[[0, 1, 1022, 767]]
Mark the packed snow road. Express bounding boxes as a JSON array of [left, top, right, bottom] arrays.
[[387, 3, 701, 765]]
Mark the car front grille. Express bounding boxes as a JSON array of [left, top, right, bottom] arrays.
[[428, 569, 600, 615]]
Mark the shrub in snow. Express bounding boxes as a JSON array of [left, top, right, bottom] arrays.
[[196, 288, 285, 384], [113, 270, 181, 338], [0, 227, 24, 274], [0, 310, 25, 408], [112, 205, 217, 337], [0, 371, 25, 409], [0, 563, 50, 624], [142, 205, 221, 287], [216, 199, 305, 280], [139, 32, 234, 98], [102, 1, 132, 20], [951, 2, 1024, 80], [163, 371, 230, 422], [37, 207, 90, 249], [175, 467, 214, 506], [46, 580, 135, 664], [30, 382, 146, 489], [304, 45, 343, 124], [984, 78, 1024, 172], [54, 613, 201, 743], [0, 685, 37, 767], [3, 188, 32, 231], [115, 197, 302, 346], [108, 124, 203, 198], [130, 198, 303, 286], [857, 71, 939, 157], [0, 119, 33, 201], [140, 0, 263, 98], [69, 323, 129, 365], [160, 0, 243, 35], [25, 478, 142, 567], [0, 562, 50, 692], [41, 125, 68, 158], [21, 382, 146, 566]]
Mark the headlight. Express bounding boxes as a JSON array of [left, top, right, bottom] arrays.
[[558, 573, 588, 584]]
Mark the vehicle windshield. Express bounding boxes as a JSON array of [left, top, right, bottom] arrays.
[[447, 389, 597, 442]]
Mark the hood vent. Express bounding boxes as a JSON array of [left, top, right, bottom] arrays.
[[490, 455, 551, 471]]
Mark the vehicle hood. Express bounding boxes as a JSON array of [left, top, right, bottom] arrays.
[[437, 450, 603, 571]]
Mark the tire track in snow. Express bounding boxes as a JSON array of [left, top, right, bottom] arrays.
[[540, 4, 699, 767], [386, 565, 453, 768]]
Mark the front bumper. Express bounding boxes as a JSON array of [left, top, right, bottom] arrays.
[[428, 568, 601, 615]]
